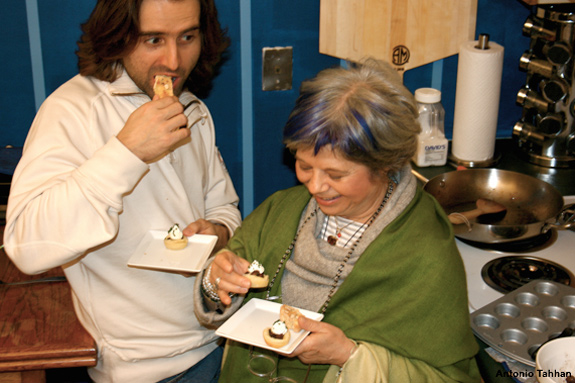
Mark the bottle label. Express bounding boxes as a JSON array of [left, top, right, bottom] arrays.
[[425, 144, 447, 151], [413, 138, 448, 166]]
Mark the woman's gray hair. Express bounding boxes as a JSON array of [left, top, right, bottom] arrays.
[[283, 58, 420, 174]]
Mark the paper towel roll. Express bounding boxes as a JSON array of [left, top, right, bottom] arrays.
[[452, 39, 504, 164]]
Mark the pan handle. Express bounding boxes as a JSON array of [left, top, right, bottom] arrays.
[[410, 165, 463, 185], [543, 204, 575, 232], [411, 169, 429, 184], [557, 204, 575, 229]]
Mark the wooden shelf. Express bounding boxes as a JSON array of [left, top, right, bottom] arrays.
[[319, 0, 478, 75]]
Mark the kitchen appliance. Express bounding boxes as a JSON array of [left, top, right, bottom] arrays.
[[513, 4, 575, 168], [416, 168, 575, 243], [462, 196, 575, 313]]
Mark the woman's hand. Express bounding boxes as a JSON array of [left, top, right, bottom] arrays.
[[291, 316, 356, 367], [208, 250, 251, 305]]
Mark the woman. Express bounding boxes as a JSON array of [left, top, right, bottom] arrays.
[[194, 59, 481, 382]]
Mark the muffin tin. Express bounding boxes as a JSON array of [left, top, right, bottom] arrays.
[[470, 280, 575, 366]]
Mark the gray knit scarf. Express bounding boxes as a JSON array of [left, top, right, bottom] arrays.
[[281, 165, 417, 312]]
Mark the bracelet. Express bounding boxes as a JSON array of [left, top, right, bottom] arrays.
[[202, 265, 221, 302]]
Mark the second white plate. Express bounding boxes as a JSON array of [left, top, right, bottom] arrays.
[[216, 298, 324, 355]]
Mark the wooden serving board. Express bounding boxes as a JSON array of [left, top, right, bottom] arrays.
[[319, 0, 478, 76]]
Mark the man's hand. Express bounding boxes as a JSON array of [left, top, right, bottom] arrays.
[[183, 219, 229, 253], [117, 96, 190, 162]]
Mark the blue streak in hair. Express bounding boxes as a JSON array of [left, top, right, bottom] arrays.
[[285, 96, 378, 158], [283, 93, 315, 141], [314, 131, 332, 154], [353, 110, 375, 147]]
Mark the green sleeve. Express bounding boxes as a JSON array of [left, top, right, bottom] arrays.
[[324, 342, 481, 383]]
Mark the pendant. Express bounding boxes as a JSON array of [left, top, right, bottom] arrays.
[[327, 235, 338, 246]]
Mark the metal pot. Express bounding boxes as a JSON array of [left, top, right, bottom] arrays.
[[415, 168, 575, 243]]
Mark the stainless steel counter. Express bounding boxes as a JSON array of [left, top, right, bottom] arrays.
[[412, 139, 575, 196]]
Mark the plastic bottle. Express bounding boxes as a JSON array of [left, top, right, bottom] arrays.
[[412, 88, 449, 167]]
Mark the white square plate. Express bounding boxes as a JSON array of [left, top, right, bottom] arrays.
[[216, 298, 324, 355], [128, 230, 217, 273]]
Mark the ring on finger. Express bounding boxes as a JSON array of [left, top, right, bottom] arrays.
[[215, 277, 221, 291]]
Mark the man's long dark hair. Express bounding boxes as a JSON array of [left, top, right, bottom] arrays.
[[76, 0, 229, 98]]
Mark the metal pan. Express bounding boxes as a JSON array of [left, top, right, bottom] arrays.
[[415, 168, 575, 243]]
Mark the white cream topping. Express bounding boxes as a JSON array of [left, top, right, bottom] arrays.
[[167, 223, 184, 240], [248, 260, 265, 274], [271, 320, 288, 336]]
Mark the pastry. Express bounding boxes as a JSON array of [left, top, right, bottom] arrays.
[[154, 75, 173, 98], [263, 319, 290, 348], [164, 223, 188, 250], [244, 260, 269, 288], [280, 304, 302, 332]]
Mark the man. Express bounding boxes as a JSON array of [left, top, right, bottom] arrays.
[[3, 0, 241, 382]]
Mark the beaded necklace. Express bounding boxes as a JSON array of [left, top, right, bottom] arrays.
[[265, 180, 395, 314]]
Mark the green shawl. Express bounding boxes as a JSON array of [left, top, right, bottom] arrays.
[[219, 185, 479, 382]]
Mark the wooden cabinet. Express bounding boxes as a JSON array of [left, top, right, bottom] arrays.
[[0, 227, 97, 382], [319, 0, 478, 75]]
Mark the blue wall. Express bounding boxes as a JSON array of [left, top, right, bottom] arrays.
[[0, 0, 536, 215], [247, 1, 339, 206], [0, 1, 40, 147]]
